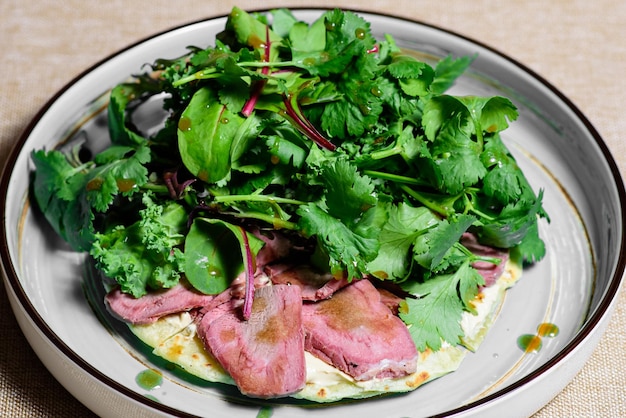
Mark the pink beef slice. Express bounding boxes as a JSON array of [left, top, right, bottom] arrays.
[[265, 263, 350, 301], [252, 228, 293, 267], [196, 284, 306, 398], [105, 281, 215, 324], [461, 233, 509, 287], [302, 279, 418, 381]]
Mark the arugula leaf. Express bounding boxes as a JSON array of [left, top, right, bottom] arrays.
[[224, 6, 283, 62], [268, 8, 298, 38]]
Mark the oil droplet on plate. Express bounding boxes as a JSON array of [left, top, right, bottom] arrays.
[[517, 334, 542, 353], [136, 368, 163, 390], [537, 322, 559, 338]]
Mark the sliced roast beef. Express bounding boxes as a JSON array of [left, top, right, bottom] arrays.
[[376, 287, 403, 315], [252, 228, 293, 267], [461, 233, 509, 287], [105, 281, 215, 325], [302, 279, 418, 381], [196, 284, 306, 398], [224, 229, 294, 300], [228, 270, 270, 300], [265, 264, 350, 301]]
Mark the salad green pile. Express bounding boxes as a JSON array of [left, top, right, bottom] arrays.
[[31, 7, 547, 352]]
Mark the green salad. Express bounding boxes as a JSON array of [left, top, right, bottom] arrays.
[[31, 7, 547, 353]]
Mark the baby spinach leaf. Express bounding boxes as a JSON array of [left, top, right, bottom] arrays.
[[178, 87, 244, 183], [184, 218, 264, 295]]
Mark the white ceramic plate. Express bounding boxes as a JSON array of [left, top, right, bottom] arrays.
[[1, 9, 624, 418]]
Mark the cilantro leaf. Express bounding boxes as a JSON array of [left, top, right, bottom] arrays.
[[366, 203, 439, 281], [420, 116, 487, 195], [400, 260, 483, 351], [319, 158, 377, 223], [386, 54, 435, 97], [481, 134, 526, 204], [477, 189, 544, 250], [86, 144, 150, 212], [297, 203, 380, 280], [511, 219, 546, 264], [31, 149, 95, 251], [413, 214, 477, 272], [430, 55, 475, 94], [288, 17, 327, 64]]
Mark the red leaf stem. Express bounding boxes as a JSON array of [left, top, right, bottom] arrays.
[[283, 96, 337, 151], [242, 25, 272, 117]]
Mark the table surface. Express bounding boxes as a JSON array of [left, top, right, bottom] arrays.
[[1, 0, 625, 417]]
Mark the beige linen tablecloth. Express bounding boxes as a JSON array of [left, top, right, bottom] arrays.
[[1, 1, 625, 416]]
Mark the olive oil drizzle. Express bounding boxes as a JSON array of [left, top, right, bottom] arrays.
[[517, 322, 560, 353]]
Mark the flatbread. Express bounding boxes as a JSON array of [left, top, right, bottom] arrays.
[[129, 259, 522, 402]]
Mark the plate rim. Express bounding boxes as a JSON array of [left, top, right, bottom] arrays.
[[1, 7, 625, 417]]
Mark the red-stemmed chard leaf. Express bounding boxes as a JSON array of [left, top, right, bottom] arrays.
[[282, 92, 337, 151], [163, 169, 196, 199], [242, 26, 271, 117]]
